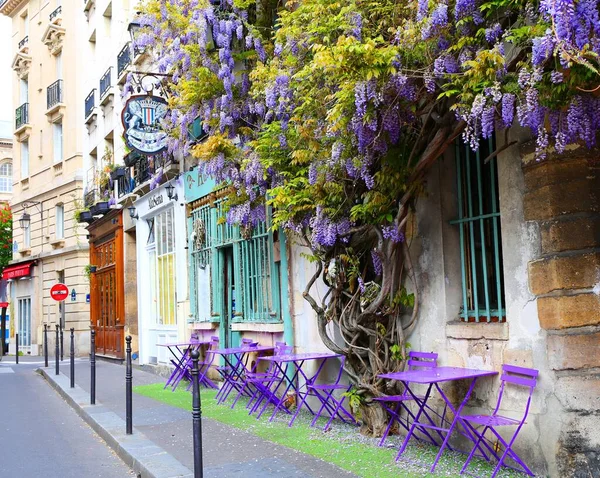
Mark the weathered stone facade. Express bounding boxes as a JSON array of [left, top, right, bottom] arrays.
[[408, 132, 600, 477]]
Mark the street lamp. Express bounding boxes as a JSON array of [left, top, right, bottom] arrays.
[[18, 212, 31, 229], [128, 206, 138, 220], [165, 183, 178, 202]]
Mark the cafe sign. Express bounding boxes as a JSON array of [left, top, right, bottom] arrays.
[[122, 95, 169, 155]]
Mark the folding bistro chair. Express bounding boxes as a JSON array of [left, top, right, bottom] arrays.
[[460, 364, 539, 478], [246, 341, 293, 415], [216, 338, 259, 404], [166, 333, 202, 391], [373, 351, 442, 446], [190, 335, 220, 390], [304, 355, 357, 431]]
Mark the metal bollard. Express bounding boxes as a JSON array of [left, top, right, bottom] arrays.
[[55, 324, 59, 376], [60, 326, 64, 362], [125, 335, 132, 435], [44, 324, 48, 368], [90, 329, 96, 405], [191, 350, 204, 478], [70, 328, 75, 389], [15, 333, 18, 365]]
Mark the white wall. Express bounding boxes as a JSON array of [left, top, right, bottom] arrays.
[[0, 15, 12, 122]]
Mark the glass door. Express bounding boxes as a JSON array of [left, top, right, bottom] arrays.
[[18, 298, 31, 349]]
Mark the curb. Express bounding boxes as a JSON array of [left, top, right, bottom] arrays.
[[37, 368, 193, 478]]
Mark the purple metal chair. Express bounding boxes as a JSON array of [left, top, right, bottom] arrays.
[[215, 338, 259, 404], [246, 342, 293, 416], [302, 356, 357, 431], [193, 335, 221, 389], [373, 351, 443, 446], [460, 364, 539, 478], [166, 333, 202, 391]]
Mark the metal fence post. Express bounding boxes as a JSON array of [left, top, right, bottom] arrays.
[[60, 326, 64, 362], [44, 324, 48, 368], [55, 324, 59, 376], [191, 350, 204, 478], [15, 333, 18, 364], [70, 328, 75, 389], [90, 329, 96, 405], [125, 335, 132, 435]]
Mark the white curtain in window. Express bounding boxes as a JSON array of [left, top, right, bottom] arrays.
[[53, 123, 63, 163], [0, 163, 12, 193], [21, 141, 29, 178], [56, 204, 64, 239]]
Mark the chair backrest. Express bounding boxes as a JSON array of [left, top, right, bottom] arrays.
[[207, 335, 220, 350], [494, 364, 539, 418], [274, 341, 293, 356], [190, 332, 200, 343], [407, 351, 438, 371], [241, 338, 259, 348]]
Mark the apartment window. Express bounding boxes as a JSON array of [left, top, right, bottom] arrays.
[[56, 204, 64, 239], [53, 122, 63, 163], [450, 137, 505, 323], [55, 52, 62, 80], [0, 162, 12, 193], [149, 208, 176, 326], [21, 141, 29, 178], [20, 79, 28, 104]]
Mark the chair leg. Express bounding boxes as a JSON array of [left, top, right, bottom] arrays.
[[379, 401, 402, 446], [461, 426, 489, 475], [310, 389, 331, 427]]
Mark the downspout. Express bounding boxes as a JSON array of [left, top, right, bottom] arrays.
[[279, 230, 294, 349]]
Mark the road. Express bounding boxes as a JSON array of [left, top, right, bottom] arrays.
[[0, 359, 134, 477]]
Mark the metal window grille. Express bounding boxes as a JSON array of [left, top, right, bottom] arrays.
[[117, 43, 131, 78], [15, 103, 29, 129], [100, 67, 112, 99], [47, 79, 63, 109], [450, 137, 505, 323]]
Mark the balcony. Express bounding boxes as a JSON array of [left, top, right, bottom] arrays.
[[15, 103, 31, 140], [18, 36, 28, 52], [117, 43, 131, 83], [131, 153, 179, 194], [99, 67, 113, 106], [49, 5, 62, 23], [46, 79, 65, 120], [85, 89, 96, 124]]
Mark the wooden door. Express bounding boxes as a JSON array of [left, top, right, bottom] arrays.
[[90, 230, 124, 358]]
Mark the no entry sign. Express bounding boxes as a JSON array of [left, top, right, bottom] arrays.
[[50, 283, 69, 302]]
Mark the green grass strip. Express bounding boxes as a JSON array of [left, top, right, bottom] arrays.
[[134, 383, 522, 478]]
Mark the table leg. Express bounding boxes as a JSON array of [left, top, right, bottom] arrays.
[[396, 383, 434, 460]]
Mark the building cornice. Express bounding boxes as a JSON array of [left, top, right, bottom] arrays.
[[0, 0, 27, 17], [9, 244, 90, 265]]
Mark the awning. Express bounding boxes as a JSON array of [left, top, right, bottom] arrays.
[[2, 262, 34, 280]]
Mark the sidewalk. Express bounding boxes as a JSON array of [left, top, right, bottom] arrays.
[[47, 359, 355, 478]]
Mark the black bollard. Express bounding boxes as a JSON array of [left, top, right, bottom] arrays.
[[90, 329, 96, 405], [60, 326, 64, 362], [15, 333, 18, 364], [191, 350, 204, 478], [44, 324, 48, 368], [125, 335, 132, 435], [55, 324, 59, 376], [70, 328, 75, 389]]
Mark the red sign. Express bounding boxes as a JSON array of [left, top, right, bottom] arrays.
[[2, 262, 33, 280], [50, 283, 69, 302]]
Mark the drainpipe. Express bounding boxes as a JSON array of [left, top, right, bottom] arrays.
[[279, 230, 294, 349]]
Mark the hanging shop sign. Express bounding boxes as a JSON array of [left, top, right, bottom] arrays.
[[122, 95, 169, 155]]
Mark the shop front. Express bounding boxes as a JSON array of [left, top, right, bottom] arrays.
[[134, 179, 187, 365], [3, 261, 35, 355]]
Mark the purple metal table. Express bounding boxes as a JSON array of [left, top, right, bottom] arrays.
[[258, 352, 352, 426], [379, 366, 498, 473], [212, 345, 275, 406], [158, 340, 212, 390]]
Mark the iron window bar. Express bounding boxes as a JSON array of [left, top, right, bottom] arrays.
[[450, 136, 505, 323], [49, 5, 61, 22], [85, 89, 96, 119], [99, 67, 112, 99], [47, 79, 64, 110], [18, 36, 29, 50], [15, 103, 29, 129], [117, 43, 131, 78]]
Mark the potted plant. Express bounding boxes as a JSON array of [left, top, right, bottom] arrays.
[[79, 210, 94, 223], [110, 166, 127, 180], [94, 201, 110, 214], [84, 264, 97, 282]]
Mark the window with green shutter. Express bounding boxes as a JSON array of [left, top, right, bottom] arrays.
[[450, 136, 506, 323]]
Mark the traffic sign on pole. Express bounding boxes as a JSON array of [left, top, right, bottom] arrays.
[[50, 283, 69, 302]]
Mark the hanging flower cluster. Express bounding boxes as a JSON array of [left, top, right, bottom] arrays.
[[129, 0, 600, 249]]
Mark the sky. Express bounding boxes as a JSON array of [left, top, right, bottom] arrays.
[[0, 16, 12, 123]]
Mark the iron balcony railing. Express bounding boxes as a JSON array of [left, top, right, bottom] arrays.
[[18, 36, 28, 50], [117, 43, 131, 78], [47, 79, 63, 110], [15, 103, 29, 129], [117, 174, 134, 198], [85, 89, 96, 119], [84, 189, 97, 208], [100, 67, 112, 99], [49, 5, 61, 22]]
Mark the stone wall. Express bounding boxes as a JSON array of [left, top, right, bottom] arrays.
[[522, 144, 600, 477]]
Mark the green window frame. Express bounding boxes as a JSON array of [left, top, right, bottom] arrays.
[[450, 137, 505, 323], [188, 195, 282, 324]]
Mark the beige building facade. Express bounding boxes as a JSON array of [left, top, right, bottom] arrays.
[[0, 121, 13, 205], [1, 0, 90, 355]]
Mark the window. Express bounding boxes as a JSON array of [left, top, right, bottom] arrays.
[[55, 52, 62, 80], [53, 122, 63, 163], [20, 79, 28, 104], [149, 208, 176, 326], [451, 137, 505, 322], [20, 141, 29, 178], [18, 298, 32, 348], [0, 163, 12, 193], [55, 204, 64, 239]]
